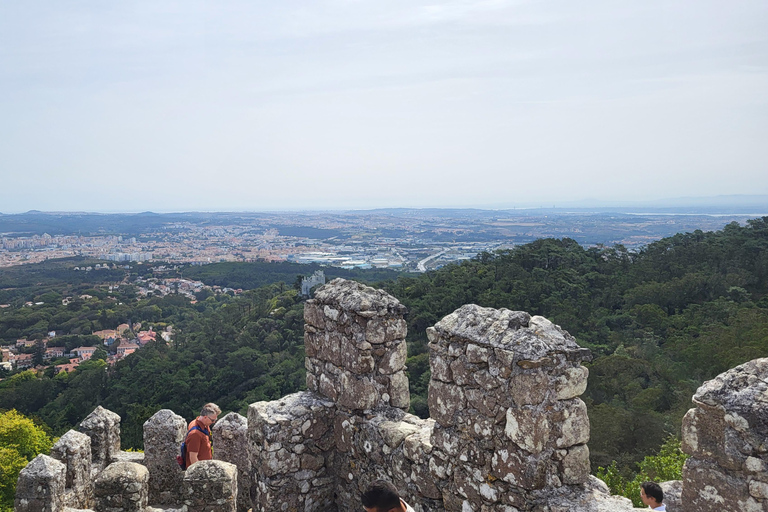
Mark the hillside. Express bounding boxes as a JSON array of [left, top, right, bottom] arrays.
[[1, 218, 766, 477], [386, 218, 768, 472]]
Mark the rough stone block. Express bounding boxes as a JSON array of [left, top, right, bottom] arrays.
[[50, 430, 93, 509], [14, 455, 66, 512], [79, 406, 121, 470], [214, 412, 251, 512], [94, 462, 149, 512], [143, 409, 186, 506], [183, 460, 238, 512]]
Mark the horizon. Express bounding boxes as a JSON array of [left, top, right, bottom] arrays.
[[1, 193, 767, 216]]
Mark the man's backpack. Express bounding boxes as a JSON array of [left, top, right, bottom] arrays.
[[176, 425, 209, 470]]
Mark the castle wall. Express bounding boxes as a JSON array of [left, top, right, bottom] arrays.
[[19, 278, 768, 512], [213, 412, 251, 512], [426, 304, 592, 510], [182, 460, 238, 512], [143, 409, 186, 505], [248, 392, 336, 511], [50, 430, 93, 508], [681, 358, 768, 512], [79, 406, 121, 473]]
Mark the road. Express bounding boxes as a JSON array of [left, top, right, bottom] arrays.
[[417, 249, 450, 272]]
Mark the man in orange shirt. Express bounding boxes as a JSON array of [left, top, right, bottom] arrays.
[[185, 403, 220, 467]]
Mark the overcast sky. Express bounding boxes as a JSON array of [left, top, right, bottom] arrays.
[[1, 1, 766, 212]]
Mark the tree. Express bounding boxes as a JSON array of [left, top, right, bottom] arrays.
[[0, 410, 54, 510]]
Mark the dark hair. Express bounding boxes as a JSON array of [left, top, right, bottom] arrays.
[[642, 481, 664, 503], [361, 480, 401, 510]]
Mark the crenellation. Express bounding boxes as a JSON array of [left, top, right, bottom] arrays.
[[680, 357, 768, 512], [50, 430, 93, 509], [143, 409, 186, 506], [182, 460, 237, 512], [16, 278, 768, 512], [213, 412, 251, 512], [15, 455, 66, 512], [93, 462, 149, 512], [247, 391, 336, 511], [79, 406, 121, 472]]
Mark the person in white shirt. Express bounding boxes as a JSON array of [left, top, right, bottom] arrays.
[[640, 481, 666, 511], [362, 480, 415, 512]]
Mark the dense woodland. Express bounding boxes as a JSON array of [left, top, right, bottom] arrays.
[[1, 218, 767, 485]]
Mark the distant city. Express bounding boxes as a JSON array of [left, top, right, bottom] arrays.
[[0, 207, 765, 272]]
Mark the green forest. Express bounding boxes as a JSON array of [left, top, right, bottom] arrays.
[[1, 218, 767, 499]]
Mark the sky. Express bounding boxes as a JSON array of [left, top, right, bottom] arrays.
[[1, 1, 767, 213]]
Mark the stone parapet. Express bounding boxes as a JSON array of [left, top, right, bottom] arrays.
[[427, 305, 592, 510], [93, 462, 148, 512], [182, 460, 238, 512], [332, 408, 442, 511], [15, 455, 66, 512], [681, 358, 768, 512], [79, 406, 121, 472], [50, 430, 93, 509], [143, 409, 186, 506], [213, 412, 251, 512], [248, 391, 336, 511], [304, 278, 410, 412]]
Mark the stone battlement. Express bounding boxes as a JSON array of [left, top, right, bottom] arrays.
[[16, 278, 768, 511]]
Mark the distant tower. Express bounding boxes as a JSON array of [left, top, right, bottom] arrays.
[[301, 270, 326, 298]]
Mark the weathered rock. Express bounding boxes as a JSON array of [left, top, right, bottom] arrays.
[[143, 409, 186, 506], [428, 304, 593, 507], [312, 278, 407, 317], [680, 358, 768, 512], [51, 430, 93, 509], [23, 283, 768, 512], [213, 412, 251, 512], [529, 475, 637, 511], [248, 391, 336, 512], [306, 278, 409, 412], [93, 462, 149, 512], [79, 406, 121, 470], [660, 480, 683, 512], [182, 460, 238, 512], [15, 455, 66, 512]]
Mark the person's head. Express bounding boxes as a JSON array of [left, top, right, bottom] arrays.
[[361, 480, 407, 512], [640, 481, 664, 507], [198, 403, 221, 427]]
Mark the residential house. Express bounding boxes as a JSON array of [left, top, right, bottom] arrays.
[[12, 353, 33, 369], [116, 340, 139, 358], [55, 362, 79, 373], [44, 347, 65, 360], [117, 323, 131, 334], [93, 330, 119, 346], [16, 339, 37, 348], [72, 347, 97, 360], [137, 329, 156, 346], [1, 348, 10, 362]]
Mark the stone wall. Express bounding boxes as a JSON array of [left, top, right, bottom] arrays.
[[182, 460, 238, 512], [248, 391, 336, 511], [681, 358, 768, 512], [79, 406, 121, 473], [17, 278, 768, 512], [16, 408, 256, 512], [143, 409, 186, 505], [50, 430, 93, 508], [304, 278, 410, 411], [15, 455, 66, 512], [426, 305, 593, 510], [249, 279, 635, 512], [213, 412, 251, 512]]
